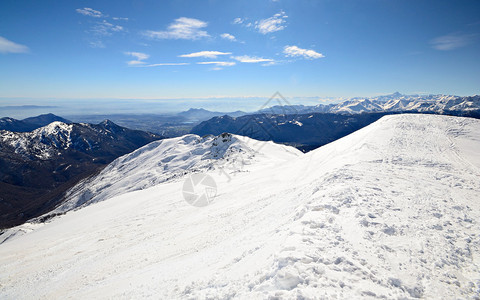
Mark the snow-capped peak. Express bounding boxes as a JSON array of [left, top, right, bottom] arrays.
[[0, 121, 73, 159], [33, 121, 73, 138]]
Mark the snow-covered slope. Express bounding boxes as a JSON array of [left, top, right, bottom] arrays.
[[54, 133, 301, 213], [1, 114, 479, 299]]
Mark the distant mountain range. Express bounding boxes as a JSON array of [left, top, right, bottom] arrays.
[[27, 93, 476, 138], [0, 119, 162, 228], [191, 93, 480, 150], [260, 93, 480, 115]]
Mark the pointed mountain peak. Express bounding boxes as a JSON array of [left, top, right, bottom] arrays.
[[99, 119, 118, 127]]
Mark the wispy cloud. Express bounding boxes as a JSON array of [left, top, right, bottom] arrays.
[[125, 52, 150, 65], [256, 11, 287, 34], [0, 36, 29, 54], [232, 55, 274, 63], [220, 33, 236, 41], [145, 63, 189, 67], [198, 61, 235, 71], [89, 40, 105, 48], [179, 50, 231, 59], [85, 20, 124, 48], [233, 17, 244, 25], [262, 61, 278, 67], [76, 8, 127, 22], [92, 20, 124, 36], [430, 33, 476, 50], [76, 7, 104, 18], [283, 45, 324, 59], [144, 17, 209, 40], [233, 17, 252, 28], [197, 61, 236, 67], [124, 52, 190, 67], [76, 7, 124, 48]]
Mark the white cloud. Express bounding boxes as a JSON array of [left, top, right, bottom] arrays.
[[232, 55, 274, 63], [220, 33, 236, 41], [145, 63, 189, 67], [112, 17, 129, 21], [197, 61, 236, 67], [256, 11, 287, 34], [430, 33, 476, 50], [283, 45, 324, 59], [125, 52, 150, 65], [0, 36, 29, 54], [76, 7, 103, 18], [144, 17, 209, 40], [179, 51, 231, 59]]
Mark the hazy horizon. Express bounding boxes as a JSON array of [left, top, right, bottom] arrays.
[[3, 91, 478, 119]]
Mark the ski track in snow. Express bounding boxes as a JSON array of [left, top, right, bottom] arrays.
[[0, 114, 479, 299]]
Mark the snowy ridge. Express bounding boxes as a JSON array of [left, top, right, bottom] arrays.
[[263, 93, 480, 115], [0, 114, 479, 299], [326, 93, 478, 114], [54, 133, 301, 213]]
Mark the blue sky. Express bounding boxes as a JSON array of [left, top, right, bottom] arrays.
[[1, 0, 480, 112]]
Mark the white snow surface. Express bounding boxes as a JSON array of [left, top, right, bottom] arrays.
[[1, 114, 480, 299]]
